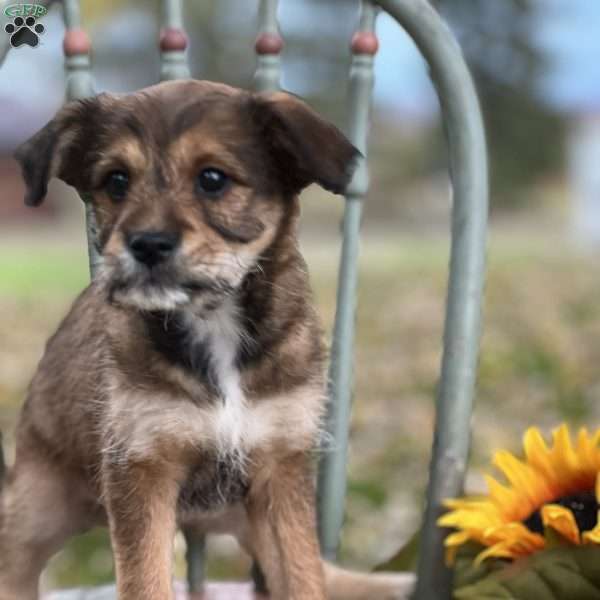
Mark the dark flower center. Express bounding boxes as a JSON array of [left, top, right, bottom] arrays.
[[524, 491, 599, 534]]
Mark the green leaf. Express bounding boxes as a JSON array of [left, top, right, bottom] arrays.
[[454, 546, 600, 600], [453, 542, 508, 589]]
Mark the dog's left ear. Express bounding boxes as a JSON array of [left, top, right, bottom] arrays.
[[252, 92, 360, 195], [14, 97, 102, 206]]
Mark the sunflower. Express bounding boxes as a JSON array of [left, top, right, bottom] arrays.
[[439, 424, 600, 564]]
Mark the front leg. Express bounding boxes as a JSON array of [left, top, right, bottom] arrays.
[[244, 452, 326, 600], [103, 458, 181, 600]]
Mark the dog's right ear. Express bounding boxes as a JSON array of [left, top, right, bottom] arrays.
[[251, 92, 360, 196], [14, 97, 101, 206]]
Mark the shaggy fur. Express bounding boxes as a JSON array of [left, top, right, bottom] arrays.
[[3, 80, 413, 600]]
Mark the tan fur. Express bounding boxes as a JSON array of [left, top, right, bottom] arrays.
[[103, 381, 325, 467], [3, 80, 414, 600]]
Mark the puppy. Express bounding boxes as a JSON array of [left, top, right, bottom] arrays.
[[4, 80, 413, 600]]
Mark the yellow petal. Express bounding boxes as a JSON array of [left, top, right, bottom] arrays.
[[475, 543, 515, 565], [524, 427, 560, 490], [485, 474, 520, 517], [438, 507, 499, 532], [443, 531, 474, 566], [445, 530, 471, 547], [541, 504, 581, 544], [550, 425, 578, 477], [474, 525, 545, 565], [575, 429, 596, 472], [492, 451, 553, 516], [481, 522, 545, 550], [591, 428, 600, 449], [582, 523, 600, 544]]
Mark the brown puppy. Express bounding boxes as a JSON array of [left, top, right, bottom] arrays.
[[4, 80, 413, 600]]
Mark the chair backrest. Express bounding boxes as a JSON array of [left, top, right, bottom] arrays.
[[5, 1, 488, 598]]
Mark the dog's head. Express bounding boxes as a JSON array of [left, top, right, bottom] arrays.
[[15, 80, 358, 312]]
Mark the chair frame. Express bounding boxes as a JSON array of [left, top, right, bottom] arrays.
[[1, 1, 488, 598]]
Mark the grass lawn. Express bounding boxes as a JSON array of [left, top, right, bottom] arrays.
[[1, 229, 599, 589], [0, 246, 89, 298]]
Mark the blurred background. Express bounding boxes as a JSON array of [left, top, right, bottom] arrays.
[[1, 0, 600, 591]]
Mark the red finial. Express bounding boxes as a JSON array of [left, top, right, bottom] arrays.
[[63, 28, 91, 57], [351, 32, 379, 55], [160, 27, 188, 52], [255, 32, 283, 55]]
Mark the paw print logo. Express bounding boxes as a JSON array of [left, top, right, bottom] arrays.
[[5, 15, 45, 48]]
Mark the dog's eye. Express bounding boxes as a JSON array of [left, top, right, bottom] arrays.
[[104, 171, 129, 202], [196, 168, 229, 198]]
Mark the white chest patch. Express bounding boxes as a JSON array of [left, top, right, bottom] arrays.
[[107, 301, 325, 471], [185, 300, 249, 468]]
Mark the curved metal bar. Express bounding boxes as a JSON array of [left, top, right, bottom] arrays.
[[183, 528, 206, 595], [373, 1, 488, 597], [317, 0, 378, 561], [62, 0, 98, 276]]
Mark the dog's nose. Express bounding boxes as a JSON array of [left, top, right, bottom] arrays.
[[126, 231, 180, 266]]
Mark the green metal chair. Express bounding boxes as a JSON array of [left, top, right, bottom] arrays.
[[2, 0, 488, 598]]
